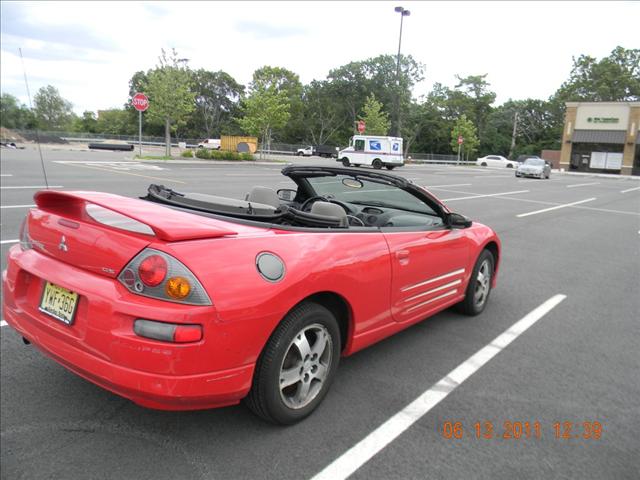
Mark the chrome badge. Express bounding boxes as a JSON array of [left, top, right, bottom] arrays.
[[58, 235, 68, 252]]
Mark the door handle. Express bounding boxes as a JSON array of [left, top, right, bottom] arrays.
[[396, 250, 410, 265]]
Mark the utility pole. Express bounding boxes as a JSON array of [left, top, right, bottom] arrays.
[[509, 111, 518, 159]]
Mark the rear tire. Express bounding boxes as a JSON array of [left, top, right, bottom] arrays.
[[341, 158, 350, 167], [456, 250, 494, 316], [372, 159, 383, 169], [245, 302, 341, 424], [385, 165, 395, 170]]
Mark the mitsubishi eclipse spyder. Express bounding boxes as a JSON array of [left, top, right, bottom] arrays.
[[3, 166, 501, 424]]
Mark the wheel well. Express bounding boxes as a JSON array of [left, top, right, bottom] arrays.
[[298, 292, 351, 352], [484, 241, 499, 268]]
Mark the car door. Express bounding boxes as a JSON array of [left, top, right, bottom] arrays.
[[383, 226, 471, 324]]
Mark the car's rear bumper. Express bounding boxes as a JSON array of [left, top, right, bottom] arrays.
[[2, 246, 254, 410]]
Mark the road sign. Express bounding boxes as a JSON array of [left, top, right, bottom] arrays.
[[357, 121, 366, 133], [458, 135, 464, 145], [132, 93, 149, 112]]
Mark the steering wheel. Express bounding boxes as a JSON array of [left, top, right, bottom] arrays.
[[300, 195, 354, 215]]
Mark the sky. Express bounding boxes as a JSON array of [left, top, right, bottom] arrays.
[[1, 1, 638, 115]]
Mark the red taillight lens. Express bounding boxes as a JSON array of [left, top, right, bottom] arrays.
[[174, 325, 203, 343], [138, 255, 167, 286]]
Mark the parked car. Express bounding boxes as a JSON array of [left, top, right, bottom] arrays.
[[198, 138, 221, 150], [476, 155, 517, 168], [516, 157, 551, 179], [3, 166, 500, 424]]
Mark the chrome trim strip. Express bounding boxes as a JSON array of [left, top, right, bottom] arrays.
[[405, 289, 458, 313], [400, 268, 465, 292], [404, 279, 462, 303]]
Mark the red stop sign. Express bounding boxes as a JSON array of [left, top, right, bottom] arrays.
[[357, 121, 365, 133], [132, 93, 149, 112], [458, 135, 464, 145]]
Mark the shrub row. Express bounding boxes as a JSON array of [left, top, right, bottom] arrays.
[[193, 148, 254, 161]]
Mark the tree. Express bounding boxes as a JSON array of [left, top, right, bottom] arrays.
[[0, 93, 36, 130], [189, 69, 244, 138], [95, 109, 135, 135], [451, 114, 479, 160], [359, 94, 390, 136], [145, 49, 195, 156], [238, 87, 290, 160], [33, 85, 74, 130], [302, 80, 345, 145], [554, 46, 640, 102], [71, 111, 98, 133]]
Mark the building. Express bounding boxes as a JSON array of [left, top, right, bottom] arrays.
[[560, 101, 640, 176]]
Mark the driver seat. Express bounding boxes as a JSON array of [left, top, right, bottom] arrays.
[[310, 201, 348, 227]]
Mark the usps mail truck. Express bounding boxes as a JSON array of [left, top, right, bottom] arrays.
[[337, 135, 404, 170]]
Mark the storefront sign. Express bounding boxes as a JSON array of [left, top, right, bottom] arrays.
[[587, 117, 619, 124]]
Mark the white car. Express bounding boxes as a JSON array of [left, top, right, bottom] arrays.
[[476, 155, 517, 168], [198, 138, 221, 150]]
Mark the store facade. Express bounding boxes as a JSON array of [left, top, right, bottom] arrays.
[[560, 101, 640, 176]]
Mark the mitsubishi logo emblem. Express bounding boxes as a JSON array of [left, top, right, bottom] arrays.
[[58, 235, 68, 252]]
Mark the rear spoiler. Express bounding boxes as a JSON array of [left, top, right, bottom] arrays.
[[34, 190, 237, 241]]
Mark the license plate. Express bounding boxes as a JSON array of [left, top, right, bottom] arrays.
[[39, 281, 79, 325]]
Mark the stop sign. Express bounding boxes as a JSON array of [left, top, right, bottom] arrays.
[[357, 121, 365, 133], [458, 135, 464, 145], [132, 93, 149, 112]]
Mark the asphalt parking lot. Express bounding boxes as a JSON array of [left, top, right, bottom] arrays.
[[1, 146, 639, 480]]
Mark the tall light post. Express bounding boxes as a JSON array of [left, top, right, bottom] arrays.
[[394, 6, 410, 137]]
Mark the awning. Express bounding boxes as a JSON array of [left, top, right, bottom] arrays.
[[572, 130, 626, 144]]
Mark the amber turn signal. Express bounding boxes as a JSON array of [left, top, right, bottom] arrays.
[[165, 276, 191, 299]]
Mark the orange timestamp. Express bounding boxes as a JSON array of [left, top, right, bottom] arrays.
[[442, 420, 603, 440]]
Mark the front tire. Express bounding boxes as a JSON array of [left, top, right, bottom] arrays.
[[341, 158, 350, 167], [245, 302, 341, 424], [372, 159, 383, 169], [481, 162, 487, 167], [456, 250, 494, 316]]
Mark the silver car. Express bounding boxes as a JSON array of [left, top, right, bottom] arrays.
[[515, 157, 550, 179]]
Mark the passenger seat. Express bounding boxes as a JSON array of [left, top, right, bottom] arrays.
[[310, 201, 348, 227], [246, 186, 281, 209]]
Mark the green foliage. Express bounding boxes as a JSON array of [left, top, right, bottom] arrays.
[[95, 109, 135, 135], [359, 94, 390, 135], [195, 148, 254, 161], [181, 149, 194, 158], [450, 115, 479, 157], [0, 93, 36, 129], [554, 46, 640, 102], [33, 85, 75, 130], [145, 49, 196, 155], [71, 111, 98, 133]]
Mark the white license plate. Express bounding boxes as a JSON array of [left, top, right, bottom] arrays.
[[39, 281, 79, 325]]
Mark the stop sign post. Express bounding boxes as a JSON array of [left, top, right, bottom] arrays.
[[132, 93, 149, 156], [357, 121, 365, 133]]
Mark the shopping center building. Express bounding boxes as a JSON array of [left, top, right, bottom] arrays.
[[560, 101, 640, 176]]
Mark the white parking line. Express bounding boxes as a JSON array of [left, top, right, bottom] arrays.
[[425, 183, 472, 189], [1, 204, 36, 209], [1, 174, 13, 177], [621, 186, 640, 193], [441, 190, 529, 202], [311, 294, 567, 480], [1, 239, 19, 245], [517, 198, 596, 218], [566, 182, 599, 188], [0, 320, 7, 327], [473, 175, 512, 178], [1, 185, 63, 189]]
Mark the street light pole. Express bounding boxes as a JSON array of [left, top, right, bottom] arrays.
[[394, 6, 410, 138]]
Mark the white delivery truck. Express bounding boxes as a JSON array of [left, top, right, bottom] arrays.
[[197, 138, 221, 150], [337, 135, 404, 170]]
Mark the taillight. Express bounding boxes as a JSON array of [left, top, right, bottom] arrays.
[[118, 248, 211, 305], [138, 255, 167, 286], [134, 319, 202, 343], [19, 217, 32, 251]]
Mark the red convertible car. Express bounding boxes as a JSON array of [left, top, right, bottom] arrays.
[[3, 166, 500, 424]]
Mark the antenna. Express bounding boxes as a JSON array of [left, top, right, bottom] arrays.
[[19, 47, 49, 189]]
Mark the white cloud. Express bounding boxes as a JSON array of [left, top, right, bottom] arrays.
[[1, 1, 638, 113]]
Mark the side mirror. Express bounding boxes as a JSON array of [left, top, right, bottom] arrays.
[[447, 212, 472, 229], [277, 188, 297, 201]]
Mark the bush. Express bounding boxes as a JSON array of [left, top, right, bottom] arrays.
[[181, 149, 194, 158], [194, 148, 254, 161]]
